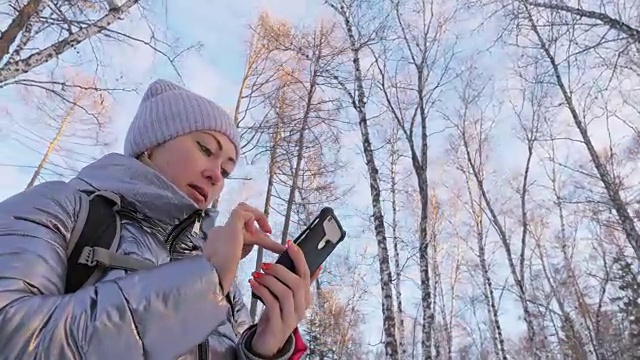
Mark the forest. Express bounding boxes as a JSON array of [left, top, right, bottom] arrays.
[[0, 0, 638, 359]]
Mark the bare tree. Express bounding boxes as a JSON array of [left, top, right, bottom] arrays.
[[523, 1, 639, 45], [0, 1, 196, 103], [234, 12, 292, 149], [445, 73, 508, 360], [247, 70, 289, 322], [433, 185, 465, 360], [510, 0, 640, 259], [11, 70, 114, 187], [231, 13, 298, 321], [322, 1, 400, 357], [303, 249, 369, 359], [384, 122, 408, 358], [493, 0, 640, 354], [443, 63, 546, 356], [243, 18, 348, 321], [370, 0, 464, 355]]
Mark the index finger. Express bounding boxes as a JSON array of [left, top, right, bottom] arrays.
[[237, 203, 272, 234], [253, 235, 286, 254]]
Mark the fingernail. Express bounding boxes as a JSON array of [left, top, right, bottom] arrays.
[[252, 271, 262, 279], [287, 239, 293, 247], [261, 263, 272, 271], [248, 278, 256, 286], [319, 265, 323, 272]]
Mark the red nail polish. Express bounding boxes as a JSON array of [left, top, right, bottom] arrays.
[[261, 263, 272, 270], [252, 271, 262, 279], [287, 239, 293, 247]]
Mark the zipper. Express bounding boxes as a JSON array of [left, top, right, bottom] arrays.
[[163, 209, 208, 360], [191, 213, 202, 236], [166, 210, 204, 253], [198, 341, 208, 360]]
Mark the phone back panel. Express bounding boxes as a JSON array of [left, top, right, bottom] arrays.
[[252, 207, 346, 304], [277, 207, 346, 275]]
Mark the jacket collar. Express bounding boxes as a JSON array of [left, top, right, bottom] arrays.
[[70, 152, 218, 226]]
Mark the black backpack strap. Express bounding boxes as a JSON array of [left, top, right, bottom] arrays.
[[65, 190, 157, 293], [65, 190, 122, 293]]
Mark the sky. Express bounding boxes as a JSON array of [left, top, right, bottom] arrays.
[[0, 0, 638, 356], [0, 0, 392, 349]]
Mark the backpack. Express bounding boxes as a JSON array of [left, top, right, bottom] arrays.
[[64, 190, 155, 293], [63, 190, 237, 327], [65, 190, 241, 358]]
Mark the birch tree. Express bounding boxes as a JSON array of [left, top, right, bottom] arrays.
[[496, 0, 640, 354], [382, 122, 408, 358], [323, 1, 399, 356], [370, 0, 464, 355], [0, 0, 194, 100], [444, 64, 547, 356], [509, 0, 640, 260], [445, 70, 508, 360], [432, 187, 465, 360], [523, 1, 639, 47]]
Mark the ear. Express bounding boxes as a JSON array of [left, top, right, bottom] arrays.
[[137, 150, 154, 167]]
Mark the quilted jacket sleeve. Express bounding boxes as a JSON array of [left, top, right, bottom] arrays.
[[0, 182, 232, 359]]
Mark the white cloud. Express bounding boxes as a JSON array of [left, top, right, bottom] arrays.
[[0, 155, 30, 201], [181, 52, 233, 106]]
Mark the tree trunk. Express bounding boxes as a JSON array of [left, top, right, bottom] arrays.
[[248, 120, 281, 321], [0, 0, 140, 84], [520, 1, 640, 260], [25, 102, 76, 189], [389, 128, 406, 358], [279, 75, 317, 245], [0, 0, 43, 63], [346, 40, 398, 360], [525, 1, 640, 44], [325, 2, 398, 356]]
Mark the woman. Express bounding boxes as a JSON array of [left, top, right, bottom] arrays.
[[0, 79, 316, 359]]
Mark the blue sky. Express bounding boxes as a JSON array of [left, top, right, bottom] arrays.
[[0, 0, 390, 348], [1, 0, 638, 356], [0, 0, 539, 350]]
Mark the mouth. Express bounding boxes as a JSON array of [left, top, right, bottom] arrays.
[[187, 184, 208, 204]]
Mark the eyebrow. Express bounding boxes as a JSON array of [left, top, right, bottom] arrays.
[[203, 132, 236, 164]]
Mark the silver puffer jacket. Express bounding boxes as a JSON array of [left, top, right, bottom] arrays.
[[0, 153, 296, 360]]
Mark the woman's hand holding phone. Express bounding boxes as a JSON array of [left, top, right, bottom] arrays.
[[203, 202, 286, 295], [249, 240, 321, 357]]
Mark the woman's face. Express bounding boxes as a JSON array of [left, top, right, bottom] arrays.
[[146, 130, 237, 209]]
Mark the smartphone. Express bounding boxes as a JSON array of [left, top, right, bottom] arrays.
[[252, 207, 346, 304]]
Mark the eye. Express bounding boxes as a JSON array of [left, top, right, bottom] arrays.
[[196, 141, 212, 157]]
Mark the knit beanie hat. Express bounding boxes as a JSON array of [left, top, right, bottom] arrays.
[[124, 79, 240, 158]]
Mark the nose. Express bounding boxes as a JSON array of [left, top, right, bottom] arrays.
[[203, 163, 223, 185]]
